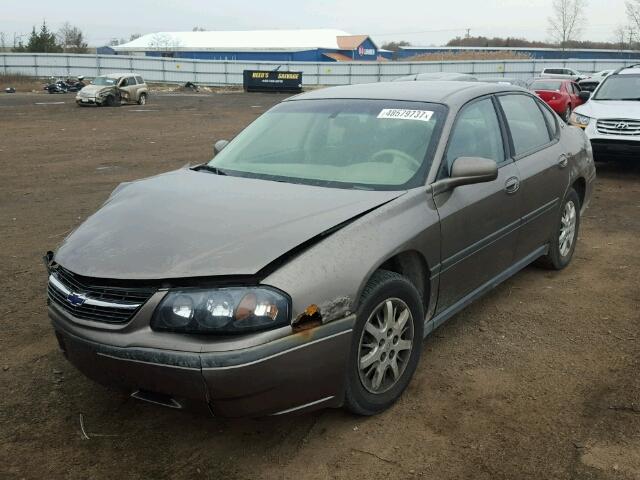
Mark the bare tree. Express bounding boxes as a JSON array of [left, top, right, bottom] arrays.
[[627, 0, 640, 32], [58, 22, 88, 53], [613, 25, 629, 49], [0, 32, 7, 51], [129, 33, 142, 41], [625, 1, 640, 47], [192, 26, 206, 32], [547, 0, 588, 48]]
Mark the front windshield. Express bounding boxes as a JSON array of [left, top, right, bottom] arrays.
[[92, 76, 116, 86], [208, 99, 445, 189], [594, 75, 640, 100], [530, 80, 562, 91]]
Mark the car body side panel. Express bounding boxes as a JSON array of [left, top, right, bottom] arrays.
[[263, 188, 441, 324], [433, 162, 521, 311]]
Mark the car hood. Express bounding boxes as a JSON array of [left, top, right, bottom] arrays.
[[574, 100, 640, 118], [54, 168, 405, 280], [79, 84, 114, 95]]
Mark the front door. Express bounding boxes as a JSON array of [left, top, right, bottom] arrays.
[[118, 76, 137, 103], [434, 96, 521, 313]]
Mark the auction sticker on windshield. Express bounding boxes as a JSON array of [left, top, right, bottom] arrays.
[[377, 109, 434, 122]]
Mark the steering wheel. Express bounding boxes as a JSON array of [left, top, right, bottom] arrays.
[[372, 149, 421, 169]]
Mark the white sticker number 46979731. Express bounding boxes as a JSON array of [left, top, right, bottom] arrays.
[[377, 109, 434, 122]]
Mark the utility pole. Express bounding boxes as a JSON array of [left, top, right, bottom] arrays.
[[465, 28, 471, 39]]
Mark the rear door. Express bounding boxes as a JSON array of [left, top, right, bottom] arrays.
[[496, 93, 570, 261], [434, 96, 521, 312]]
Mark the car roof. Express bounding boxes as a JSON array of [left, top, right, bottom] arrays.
[[100, 72, 142, 79], [287, 81, 523, 107], [531, 77, 570, 82], [618, 67, 640, 75]]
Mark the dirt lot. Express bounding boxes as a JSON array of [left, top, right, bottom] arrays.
[[1, 91, 639, 480]]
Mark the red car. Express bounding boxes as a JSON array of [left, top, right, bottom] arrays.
[[529, 78, 585, 122]]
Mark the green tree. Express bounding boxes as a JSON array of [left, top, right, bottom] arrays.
[[24, 21, 62, 53]]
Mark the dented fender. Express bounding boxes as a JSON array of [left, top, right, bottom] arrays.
[[263, 187, 441, 325]]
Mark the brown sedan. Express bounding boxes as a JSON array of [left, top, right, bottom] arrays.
[[46, 81, 595, 417]]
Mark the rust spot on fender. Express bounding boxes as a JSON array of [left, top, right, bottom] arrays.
[[291, 297, 352, 338]]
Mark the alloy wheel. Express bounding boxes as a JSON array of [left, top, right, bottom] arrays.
[[559, 200, 577, 257], [357, 298, 414, 394]]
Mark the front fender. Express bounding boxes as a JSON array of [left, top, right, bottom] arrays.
[[263, 188, 441, 324]]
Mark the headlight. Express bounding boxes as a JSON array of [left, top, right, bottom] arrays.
[[569, 112, 591, 128], [151, 287, 290, 334]]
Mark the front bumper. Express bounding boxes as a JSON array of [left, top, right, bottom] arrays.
[[50, 305, 354, 417], [583, 122, 640, 160], [75, 96, 101, 105]]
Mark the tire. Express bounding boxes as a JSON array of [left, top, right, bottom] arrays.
[[344, 270, 424, 416], [137, 93, 147, 105], [537, 188, 580, 270], [562, 105, 572, 123], [106, 93, 122, 107]]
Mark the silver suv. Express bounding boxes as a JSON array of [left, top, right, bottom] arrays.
[[76, 73, 148, 107]]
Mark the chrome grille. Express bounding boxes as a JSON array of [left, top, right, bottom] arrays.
[[596, 119, 640, 136], [47, 267, 156, 323]]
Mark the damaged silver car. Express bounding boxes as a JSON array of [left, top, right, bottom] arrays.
[[47, 81, 595, 417], [76, 73, 148, 107]]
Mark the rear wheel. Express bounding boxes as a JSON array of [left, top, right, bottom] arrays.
[[537, 188, 580, 270], [344, 270, 424, 415], [137, 93, 147, 105]]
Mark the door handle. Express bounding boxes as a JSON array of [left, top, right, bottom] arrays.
[[558, 155, 568, 168], [505, 176, 520, 194]]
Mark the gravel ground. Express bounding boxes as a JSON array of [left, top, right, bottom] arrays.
[[0, 91, 638, 480]]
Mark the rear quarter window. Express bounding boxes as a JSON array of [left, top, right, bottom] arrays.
[[499, 94, 552, 156], [537, 100, 559, 138], [135, 76, 144, 84]]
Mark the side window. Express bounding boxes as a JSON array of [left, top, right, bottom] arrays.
[[119, 77, 127, 87], [444, 98, 505, 174], [537, 100, 558, 138], [126, 76, 137, 86], [135, 76, 144, 85], [499, 94, 552, 155]]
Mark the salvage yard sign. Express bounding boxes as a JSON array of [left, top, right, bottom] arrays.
[[243, 70, 303, 92]]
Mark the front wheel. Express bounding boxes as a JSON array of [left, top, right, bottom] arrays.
[[344, 270, 424, 416], [537, 189, 580, 270]]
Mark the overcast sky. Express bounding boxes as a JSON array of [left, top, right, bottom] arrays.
[[0, 0, 630, 47]]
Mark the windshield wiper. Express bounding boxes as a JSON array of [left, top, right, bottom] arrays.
[[192, 164, 228, 175]]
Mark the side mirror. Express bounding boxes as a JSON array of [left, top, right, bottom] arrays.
[[213, 139, 229, 156], [578, 90, 590, 101], [432, 157, 498, 194]]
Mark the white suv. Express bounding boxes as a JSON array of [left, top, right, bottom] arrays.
[[540, 67, 583, 81], [570, 65, 640, 161]]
